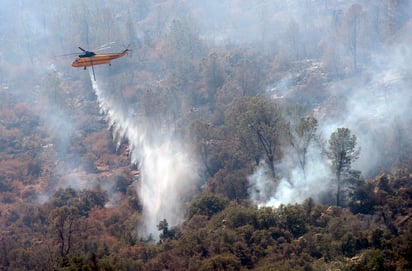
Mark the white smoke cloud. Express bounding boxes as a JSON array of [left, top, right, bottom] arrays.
[[250, 34, 412, 208], [250, 144, 333, 208], [247, 162, 277, 204], [319, 44, 412, 177], [89, 71, 199, 239]]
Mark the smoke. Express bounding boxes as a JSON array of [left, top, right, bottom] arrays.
[[248, 162, 276, 204], [318, 44, 412, 177], [2, 0, 411, 225], [35, 69, 88, 195], [249, 21, 412, 208], [249, 144, 333, 208], [355, 51, 411, 174], [249, 45, 412, 208], [89, 71, 199, 239]]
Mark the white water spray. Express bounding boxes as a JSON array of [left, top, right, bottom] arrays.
[[89, 71, 199, 239]]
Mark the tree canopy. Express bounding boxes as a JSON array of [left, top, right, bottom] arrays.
[[327, 127, 360, 206]]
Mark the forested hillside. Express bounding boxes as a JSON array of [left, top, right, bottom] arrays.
[[0, 0, 411, 270]]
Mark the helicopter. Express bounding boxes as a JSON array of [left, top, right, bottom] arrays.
[[71, 47, 129, 80]]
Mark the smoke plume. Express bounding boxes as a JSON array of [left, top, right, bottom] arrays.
[[249, 143, 333, 208], [249, 36, 412, 208]]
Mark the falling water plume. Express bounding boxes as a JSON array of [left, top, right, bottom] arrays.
[[89, 71, 199, 239]]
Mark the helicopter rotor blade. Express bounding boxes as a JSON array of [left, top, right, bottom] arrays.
[[98, 41, 115, 48], [93, 42, 116, 52], [94, 46, 111, 52], [78, 47, 86, 52], [55, 52, 79, 57]]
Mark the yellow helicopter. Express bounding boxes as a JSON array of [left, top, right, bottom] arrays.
[[71, 47, 129, 80]]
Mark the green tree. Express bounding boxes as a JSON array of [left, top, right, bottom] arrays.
[[210, 168, 249, 200], [78, 188, 108, 216], [157, 218, 177, 241], [157, 219, 169, 240], [188, 193, 228, 219], [327, 128, 360, 206], [165, 17, 202, 91], [202, 52, 225, 110], [200, 253, 241, 271], [235, 53, 265, 97], [349, 181, 378, 214], [224, 50, 266, 98], [288, 116, 319, 180], [190, 120, 226, 179], [226, 95, 285, 178], [166, 17, 202, 59], [51, 187, 78, 207], [48, 206, 80, 258], [276, 204, 308, 238]]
